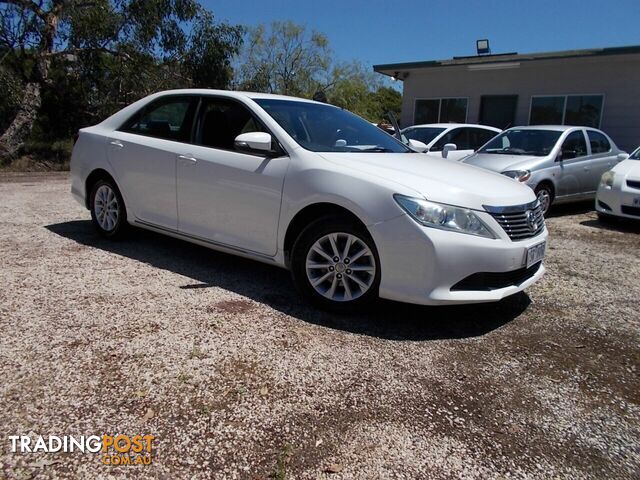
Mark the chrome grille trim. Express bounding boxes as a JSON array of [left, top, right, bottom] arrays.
[[484, 202, 545, 241]]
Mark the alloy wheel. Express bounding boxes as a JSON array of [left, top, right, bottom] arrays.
[[94, 184, 119, 232], [305, 232, 376, 302]]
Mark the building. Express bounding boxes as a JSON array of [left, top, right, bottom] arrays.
[[373, 45, 640, 152]]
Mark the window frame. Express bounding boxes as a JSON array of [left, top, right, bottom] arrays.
[[528, 94, 605, 129], [118, 94, 200, 143], [191, 95, 287, 158], [560, 129, 589, 159], [413, 97, 468, 125]]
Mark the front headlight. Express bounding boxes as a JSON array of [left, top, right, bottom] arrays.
[[502, 170, 531, 182], [600, 170, 615, 188], [394, 194, 496, 239]]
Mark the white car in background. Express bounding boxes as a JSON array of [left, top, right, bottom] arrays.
[[401, 123, 501, 161], [71, 89, 546, 310], [596, 146, 640, 221]]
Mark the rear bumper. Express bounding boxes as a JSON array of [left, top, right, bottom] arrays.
[[369, 213, 547, 305]]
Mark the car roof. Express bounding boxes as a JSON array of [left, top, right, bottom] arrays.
[[505, 125, 587, 132], [152, 88, 322, 104], [406, 123, 501, 132]]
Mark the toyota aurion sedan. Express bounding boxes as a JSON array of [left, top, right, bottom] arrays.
[[462, 126, 627, 215], [71, 89, 547, 309], [402, 123, 501, 161], [596, 146, 640, 221]]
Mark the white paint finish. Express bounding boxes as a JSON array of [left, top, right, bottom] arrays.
[[72, 89, 547, 306], [176, 144, 289, 256], [596, 154, 640, 220]]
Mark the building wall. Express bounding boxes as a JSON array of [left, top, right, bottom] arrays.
[[400, 53, 640, 152]]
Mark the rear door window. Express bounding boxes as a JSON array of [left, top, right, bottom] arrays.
[[120, 96, 197, 142], [587, 130, 611, 154]]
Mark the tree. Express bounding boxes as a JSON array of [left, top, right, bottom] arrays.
[[235, 21, 331, 96], [0, 0, 243, 161]]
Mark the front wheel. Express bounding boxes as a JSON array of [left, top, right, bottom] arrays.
[[535, 183, 554, 216], [291, 217, 380, 311], [89, 179, 127, 238]]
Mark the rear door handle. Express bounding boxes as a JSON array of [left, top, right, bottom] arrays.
[[109, 140, 124, 148], [178, 154, 197, 164]]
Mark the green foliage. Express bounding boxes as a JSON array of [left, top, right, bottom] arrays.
[[236, 20, 331, 96], [0, 0, 243, 165]]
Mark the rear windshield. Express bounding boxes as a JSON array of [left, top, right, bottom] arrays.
[[478, 129, 562, 156]]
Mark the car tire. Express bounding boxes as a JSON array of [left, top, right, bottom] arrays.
[[535, 183, 554, 216], [89, 178, 127, 238], [290, 216, 381, 311]]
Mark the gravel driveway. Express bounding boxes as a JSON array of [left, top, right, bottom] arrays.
[[1, 173, 639, 479]]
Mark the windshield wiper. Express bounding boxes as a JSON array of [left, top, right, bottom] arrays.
[[360, 146, 394, 152]]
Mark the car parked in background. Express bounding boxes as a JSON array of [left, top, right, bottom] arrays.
[[401, 123, 501, 161], [462, 126, 628, 215], [596, 146, 640, 221], [71, 89, 547, 310]]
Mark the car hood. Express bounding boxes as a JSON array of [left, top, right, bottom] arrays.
[[318, 152, 536, 210], [461, 152, 545, 173], [613, 159, 640, 179]]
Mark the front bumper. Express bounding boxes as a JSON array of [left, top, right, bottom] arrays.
[[369, 213, 547, 305], [596, 184, 640, 220]]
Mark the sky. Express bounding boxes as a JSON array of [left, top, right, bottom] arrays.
[[205, 0, 640, 67]]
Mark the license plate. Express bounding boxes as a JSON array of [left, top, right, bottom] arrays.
[[526, 241, 546, 268], [634, 197, 640, 206]]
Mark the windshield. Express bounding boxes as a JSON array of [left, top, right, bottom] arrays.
[[254, 99, 410, 153], [478, 129, 562, 156], [629, 147, 640, 160], [403, 127, 446, 145]]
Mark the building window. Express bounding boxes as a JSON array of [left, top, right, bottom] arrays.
[[414, 98, 467, 124], [529, 95, 603, 128]]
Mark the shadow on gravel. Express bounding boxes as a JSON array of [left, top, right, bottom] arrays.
[[580, 218, 640, 234], [46, 220, 530, 341], [546, 199, 593, 218]]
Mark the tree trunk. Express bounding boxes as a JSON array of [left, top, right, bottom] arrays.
[[0, 82, 42, 163]]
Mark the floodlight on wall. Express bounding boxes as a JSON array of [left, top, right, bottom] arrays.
[[476, 39, 490, 55], [391, 71, 409, 81]]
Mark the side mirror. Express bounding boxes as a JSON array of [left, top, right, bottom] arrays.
[[442, 143, 457, 159], [407, 139, 429, 153], [560, 149, 577, 160], [618, 152, 629, 162], [234, 132, 273, 155]]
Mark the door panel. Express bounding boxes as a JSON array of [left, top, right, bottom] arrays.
[[107, 95, 198, 229], [107, 132, 179, 229], [176, 96, 288, 256], [176, 146, 288, 255], [556, 130, 590, 197]]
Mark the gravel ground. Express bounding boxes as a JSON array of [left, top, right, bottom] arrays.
[[0, 173, 639, 479]]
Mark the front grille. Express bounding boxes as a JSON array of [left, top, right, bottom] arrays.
[[621, 205, 640, 217], [451, 262, 542, 291], [626, 179, 640, 190], [484, 201, 545, 241]]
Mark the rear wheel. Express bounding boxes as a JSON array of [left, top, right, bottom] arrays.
[[89, 179, 127, 238], [291, 216, 380, 311], [535, 183, 554, 216]]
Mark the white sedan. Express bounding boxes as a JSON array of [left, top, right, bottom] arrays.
[[596, 146, 640, 221], [71, 89, 546, 309], [401, 123, 501, 161]]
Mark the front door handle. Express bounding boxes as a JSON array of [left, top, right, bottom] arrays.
[[583, 166, 590, 171], [178, 154, 197, 164], [109, 140, 124, 148]]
